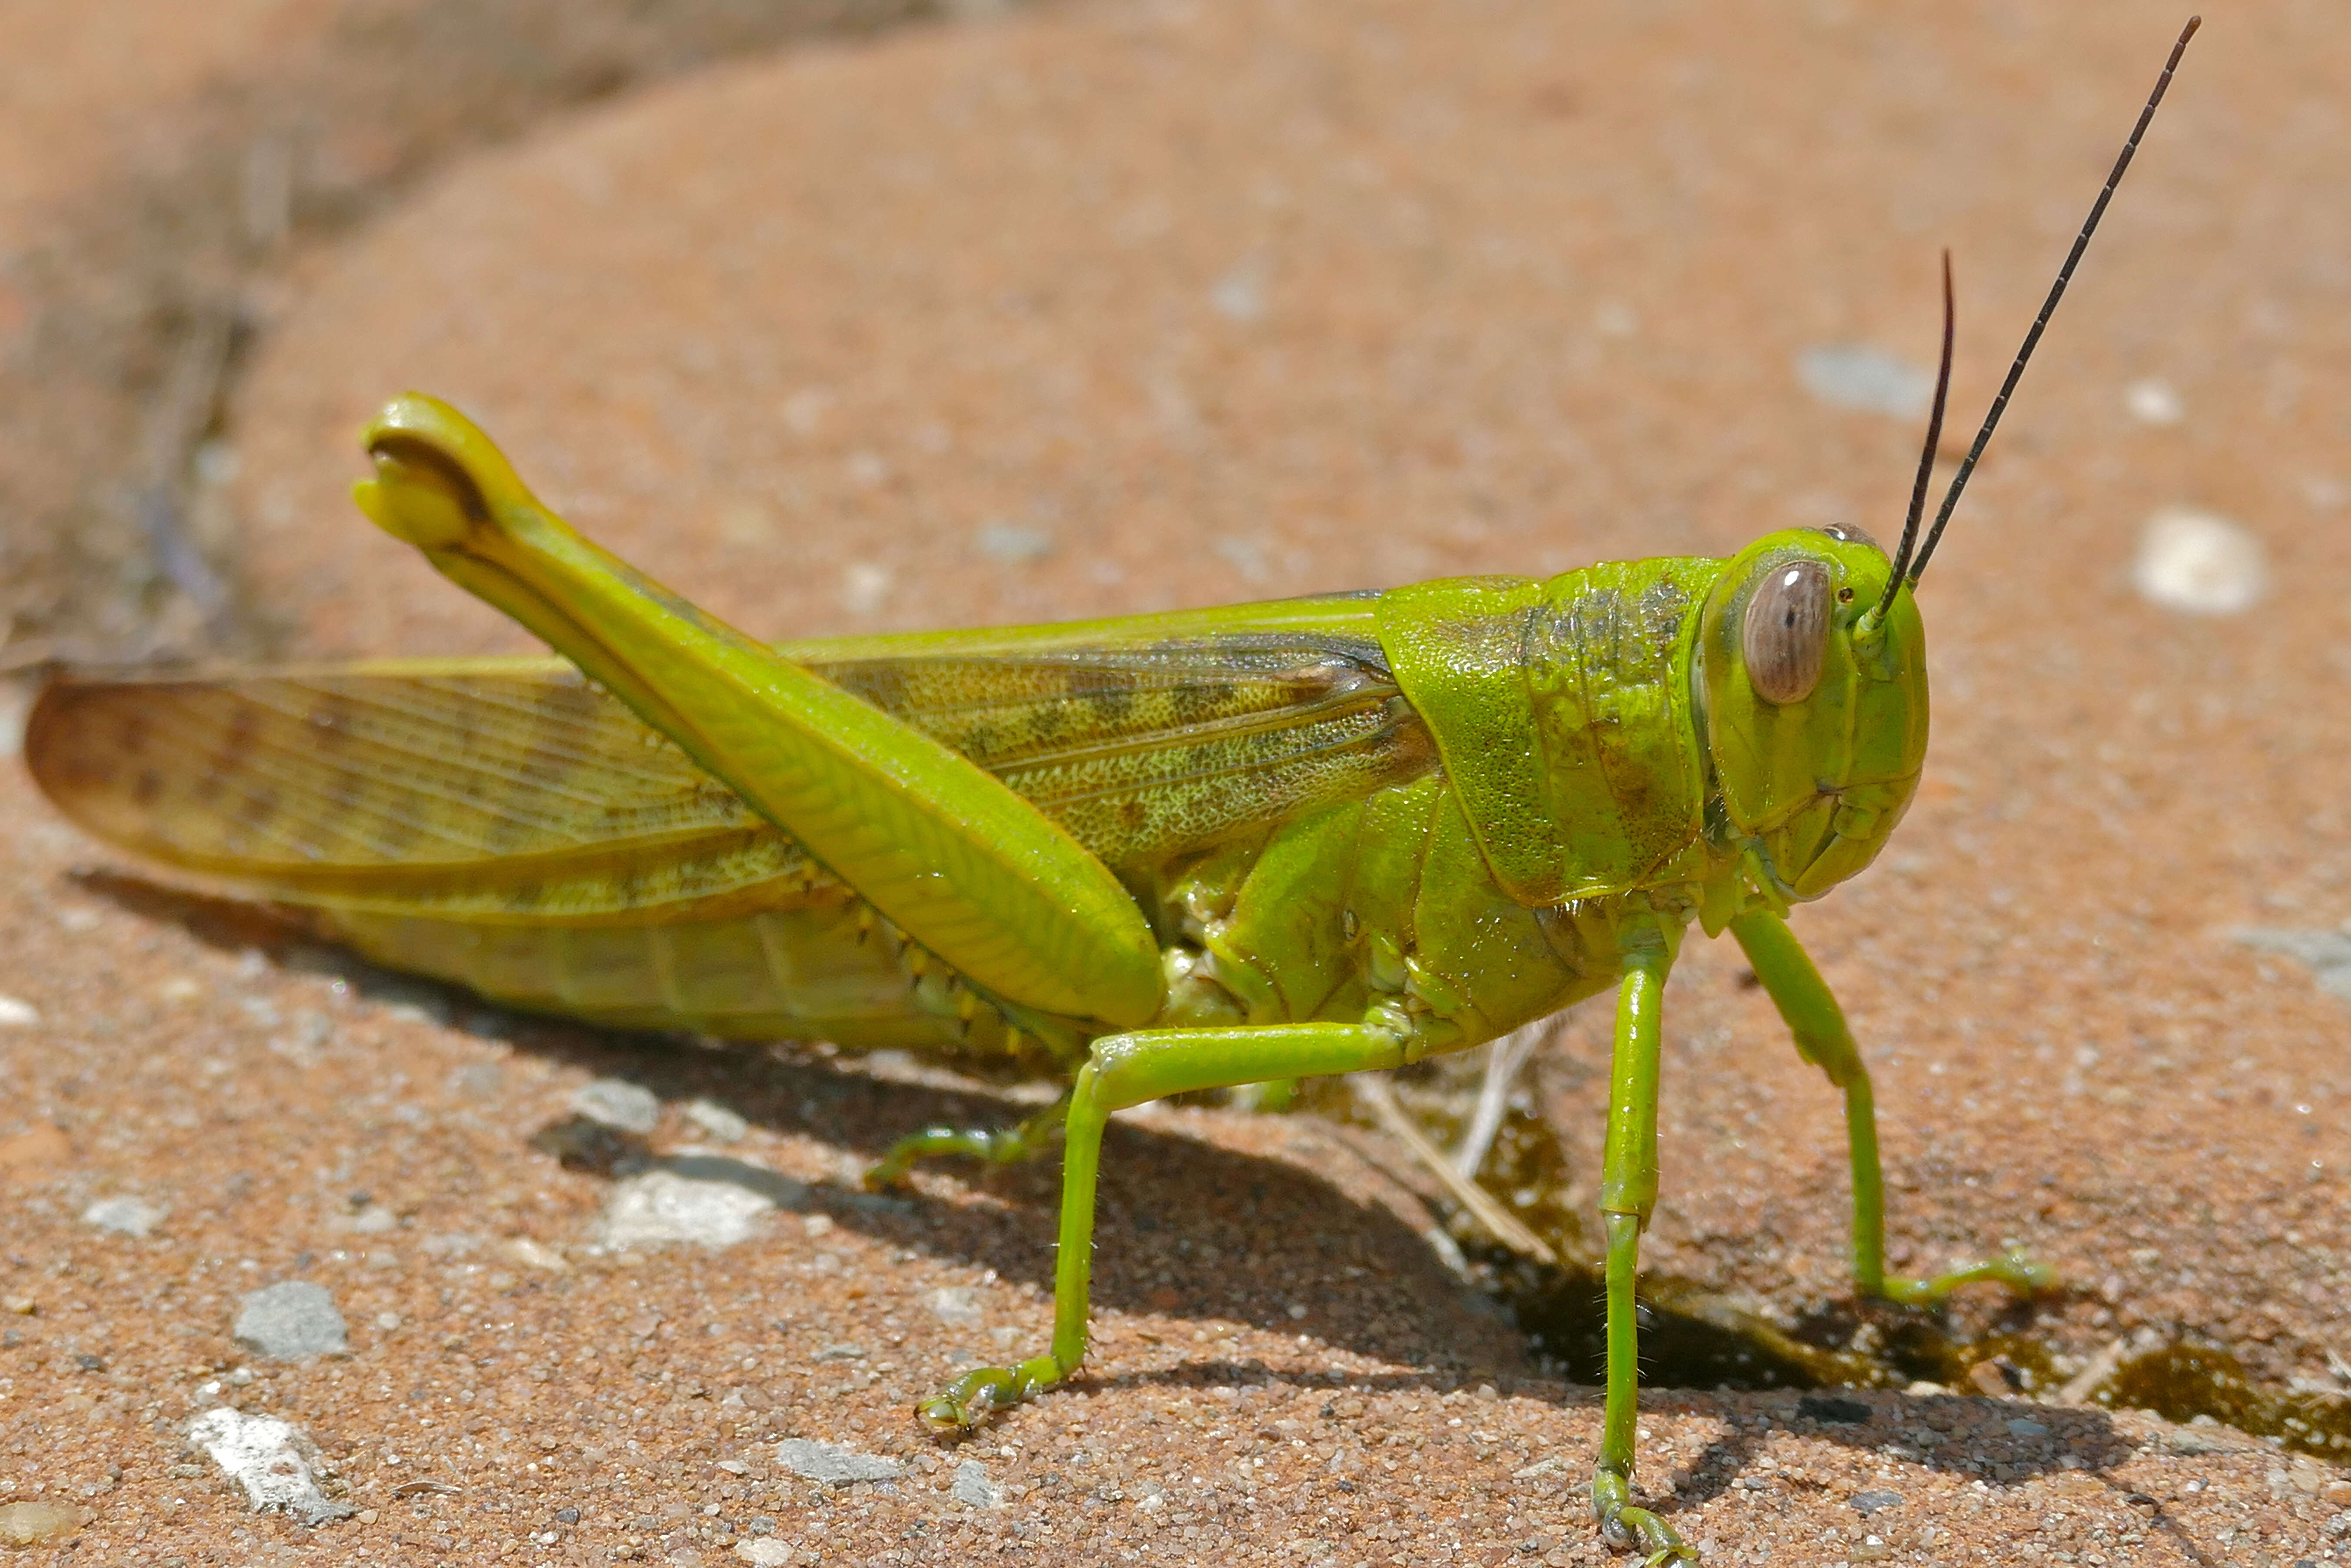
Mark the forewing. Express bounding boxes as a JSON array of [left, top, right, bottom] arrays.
[[817, 633, 1433, 868], [28, 633, 1433, 918], [24, 664, 810, 921]]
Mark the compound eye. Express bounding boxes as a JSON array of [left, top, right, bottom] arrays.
[[1743, 560, 1831, 706]]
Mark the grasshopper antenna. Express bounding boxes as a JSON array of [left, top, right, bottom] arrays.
[[1905, 14, 2200, 589], [1873, 250, 1955, 626]]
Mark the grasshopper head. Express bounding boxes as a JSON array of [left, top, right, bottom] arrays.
[[1696, 526, 1926, 902]]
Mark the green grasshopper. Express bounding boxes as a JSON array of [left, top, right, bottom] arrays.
[[24, 21, 2196, 1561]]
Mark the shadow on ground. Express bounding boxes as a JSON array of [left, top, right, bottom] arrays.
[[76, 869, 2351, 1472]]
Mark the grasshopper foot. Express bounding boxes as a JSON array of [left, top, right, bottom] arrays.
[[1593, 1471, 1697, 1564], [916, 1354, 1072, 1432], [864, 1096, 1072, 1192], [1874, 1247, 2054, 1308]]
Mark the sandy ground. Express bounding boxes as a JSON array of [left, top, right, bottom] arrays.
[[4, 0, 2351, 1563]]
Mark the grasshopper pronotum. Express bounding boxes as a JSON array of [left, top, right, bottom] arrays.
[[26, 19, 2197, 1560]]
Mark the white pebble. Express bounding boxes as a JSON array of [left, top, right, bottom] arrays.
[[187, 1408, 352, 1524], [2124, 377, 2185, 425], [81, 1195, 164, 1238], [2133, 507, 2267, 616], [571, 1078, 660, 1134], [504, 1236, 570, 1272], [1795, 343, 1932, 419], [974, 523, 1055, 564], [0, 994, 38, 1028], [1207, 261, 1266, 323], [336, 1204, 397, 1235], [1591, 300, 1638, 339], [597, 1168, 775, 1249], [839, 562, 892, 616], [734, 1541, 797, 1566], [684, 1099, 750, 1143], [928, 1285, 986, 1328]]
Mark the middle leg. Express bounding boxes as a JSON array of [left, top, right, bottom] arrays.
[[863, 1091, 1073, 1190], [916, 1021, 1411, 1429]]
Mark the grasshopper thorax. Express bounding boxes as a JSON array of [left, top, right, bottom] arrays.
[[1694, 526, 1928, 904]]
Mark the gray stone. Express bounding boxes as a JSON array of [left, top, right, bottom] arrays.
[[2234, 927, 2351, 1004], [774, 1438, 901, 1485], [953, 1459, 1005, 1508], [233, 1281, 348, 1359], [572, 1077, 660, 1133], [1850, 1489, 1904, 1516]]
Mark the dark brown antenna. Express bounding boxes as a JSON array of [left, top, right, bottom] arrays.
[[1904, 15, 2201, 589], [1873, 251, 1956, 625]]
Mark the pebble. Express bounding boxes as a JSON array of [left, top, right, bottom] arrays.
[[2125, 376, 2186, 425], [572, 1077, 661, 1133], [0, 993, 37, 1028], [839, 562, 892, 616], [0, 1501, 83, 1545], [233, 1280, 349, 1359], [1850, 1489, 1904, 1516], [505, 1236, 571, 1272], [2232, 928, 2351, 1004], [928, 1285, 986, 1328], [774, 1438, 902, 1485], [597, 1165, 783, 1248], [188, 1407, 352, 1525], [2132, 506, 2266, 615], [953, 1459, 1006, 1508], [1795, 343, 1933, 419], [734, 1541, 797, 1566], [974, 522, 1055, 564], [334, 1203, 398, 1235], [1208, 260, 1267, 323], [684, 1099, 750, 1142], [80, 1194, 163, 1237]]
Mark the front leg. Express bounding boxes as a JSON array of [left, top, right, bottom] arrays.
[[917, 1021, 1413, 1429], [1592, 925, 1696, 1565], [1728, 909, 2051, 1305]]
